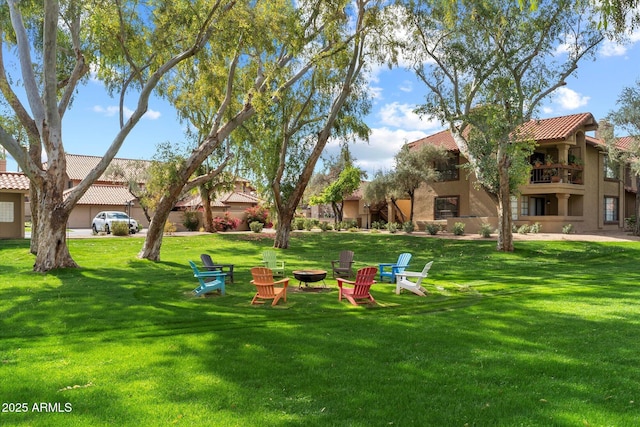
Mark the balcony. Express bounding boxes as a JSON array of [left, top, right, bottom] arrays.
[[530, 164, 583, 185]]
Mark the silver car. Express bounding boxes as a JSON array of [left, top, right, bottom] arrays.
[[92, 211, 138, 234]]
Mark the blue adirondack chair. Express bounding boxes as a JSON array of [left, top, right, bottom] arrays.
[[189, 261, 226, 296], [378, 252, 412, 283]]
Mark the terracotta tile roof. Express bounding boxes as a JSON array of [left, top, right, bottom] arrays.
[[0, 172, 30, 191], [410, 113, 598, 150], [175, 191, 259, 208], [616, 136, 639, 151], [408, 129, 459, 152], [586, 135, 637, 151], [64, 184, 136, 205], [219, 191, 260, 204], [62, 154, 152, 182], [519, 113, 597, 142]]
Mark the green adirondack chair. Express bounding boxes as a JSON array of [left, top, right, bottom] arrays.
[[262, 250, 285, 277]]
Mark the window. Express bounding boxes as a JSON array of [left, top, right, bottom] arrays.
[[519, 196, 529, 217], [436, 153, 459, 181], [0, 201, 14, 222], [435, 196, 459, 219], [603, 154, 619, 180], [604, 196, 618, 223]]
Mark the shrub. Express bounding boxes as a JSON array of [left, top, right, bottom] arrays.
[[562, 223, 574, 234], [530, 222, 542, 233], [341, 219, 358, 230], [624, 216, 636, 231], [387, 222, 399, 233], [402, 221, 415, 233], [425, 223, 439, 235], [303, 218, 315, 231], [111, 221, 130, 236], [212, 212, 240, 232], [245, 205, 269, 225], [182, 211, 200, 231], [164, 221, 177, 235], [452, 222, 465, 236], [518, 224, 530, 234], [294, 217, 306, 230], [371, 221, 386, 230], [318, 221, 332, 231], [348, 227, 359, 232], [249, 221, 264, 233], [479, 223, 492, 238]]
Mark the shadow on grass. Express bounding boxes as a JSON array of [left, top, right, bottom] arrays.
[[1, 234, 640, 425]]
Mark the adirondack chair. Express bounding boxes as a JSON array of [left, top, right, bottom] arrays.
[[201, 254, 235, 283], [250, 267, 289, 306], [395, 261, 433, 296], [189, 261, 226, 297], [262, 250, 285, 277], [378, 252, 412, 283], [331, 250, 355, 279], [337, 266, 378, 306]]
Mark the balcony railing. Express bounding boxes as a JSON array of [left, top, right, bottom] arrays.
[[530, 164, 583, 184]]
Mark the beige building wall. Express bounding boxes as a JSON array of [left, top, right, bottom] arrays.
[[0, 192, 25, 239], [412, 157, 496, 225], [412, 138, 629, 234], [68, 204, 148, 229]]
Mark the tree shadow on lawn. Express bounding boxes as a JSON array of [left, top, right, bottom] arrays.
[[3, 236, 640, 424], [141, 285, 640, 426]]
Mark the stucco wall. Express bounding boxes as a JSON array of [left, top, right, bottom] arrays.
[[0, 192, 25, 239], [68, 204, 148, 229]]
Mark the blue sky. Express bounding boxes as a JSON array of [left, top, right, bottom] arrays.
[[4, 27, 640, 178]]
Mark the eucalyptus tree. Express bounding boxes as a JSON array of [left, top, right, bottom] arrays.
[[604, 81, 640, 236], [0, 0, 234, 271], [592, 0, 640, 33], [135, 0, 379, 257], [239, 0, 382, 249], [401, 0, 603, 251]]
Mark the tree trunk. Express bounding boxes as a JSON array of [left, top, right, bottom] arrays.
[[496, 156, 514, 252], [274, 209, 295, 249], [138, 198, 174, 261], [29, 185, 40, 255], [201, 186, 214, 232], [33, 195, 78, 272], [27, 140, 42, 254]]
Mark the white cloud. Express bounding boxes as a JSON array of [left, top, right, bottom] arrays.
[[553, 87, 590, 110], [377, 102, 441, 131], [399, 80, 413, 92], [92, 105, 119, 117], [600, 28, 640, 57], [92, 105, 161, 120], [369, 86, 384, 101], [324, 127, 437, 176], [600, 39, 629, 57]]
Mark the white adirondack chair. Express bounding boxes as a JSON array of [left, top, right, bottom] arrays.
[[395, 261, 433, 296]]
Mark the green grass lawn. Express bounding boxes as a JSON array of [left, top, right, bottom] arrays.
[[1, 232, 640, 426]]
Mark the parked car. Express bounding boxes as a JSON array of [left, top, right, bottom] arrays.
[[92, 211, 139, 234]]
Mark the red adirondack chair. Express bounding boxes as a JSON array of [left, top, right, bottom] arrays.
[[250, 267, 289, 306], [337, 266, 378, 306]]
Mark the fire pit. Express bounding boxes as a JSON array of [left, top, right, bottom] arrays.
[[293, 270, 327, 288]]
